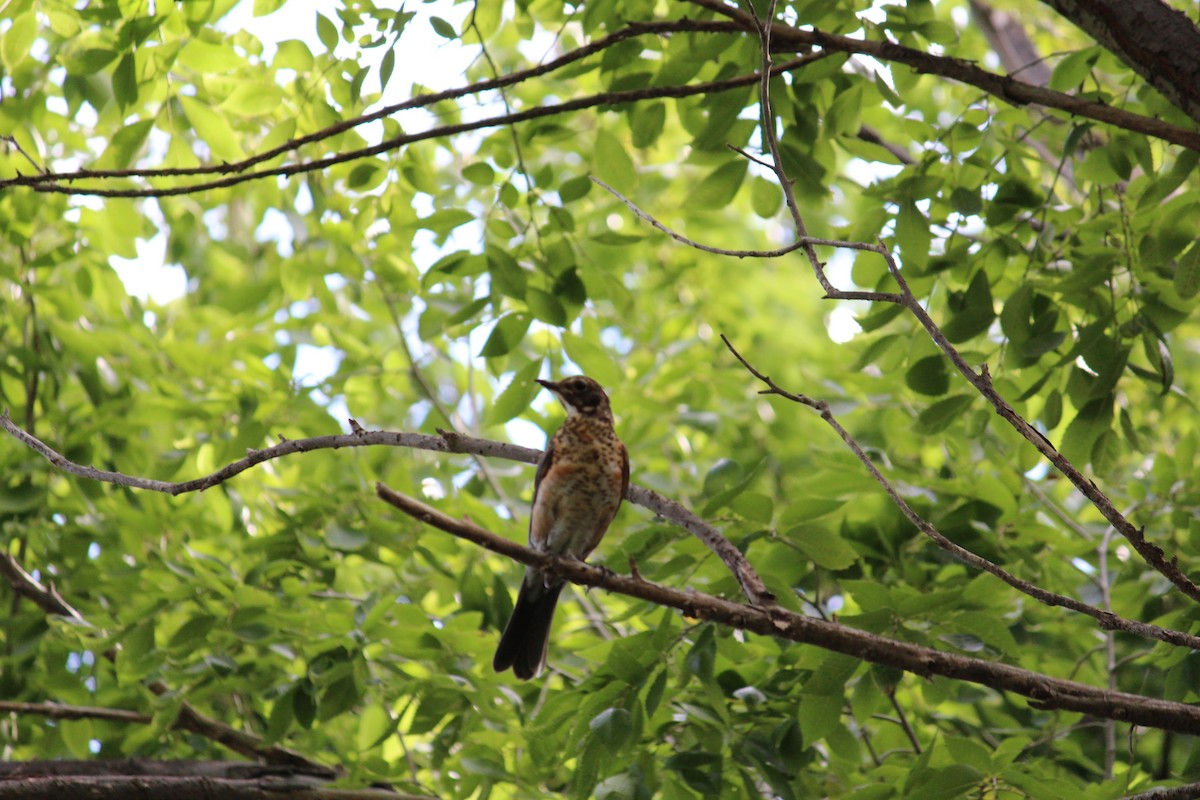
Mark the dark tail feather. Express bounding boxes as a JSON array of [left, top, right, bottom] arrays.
[[493, 579, 564, 680]]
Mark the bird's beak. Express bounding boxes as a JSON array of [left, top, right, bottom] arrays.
[[536, 378, 560, 393]]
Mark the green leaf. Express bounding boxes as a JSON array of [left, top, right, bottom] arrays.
[[1174, 244, 1200, 300], [347, 161, 383, 190], [895, 200, 931, 265], [691, 161, 748, 209], [797, 693, 842, 744], [751, 176, 782, 218], [905, 355, 949, 396], [1060, 395, 1114, 466], [593, 130, 636, 192], [561, 332, 621, 386], [589, 707, 634, 754], [179, 95, 246, 162], [486, 359, 543, 426], [630, 102, 666, 148], [462, 162, 494, 185], [1, 12, 36, 71], [275, 39, 314, 70], [479, 314, 531, 358], [355, 704, 396, 751], [253, 0, 287, 14], [60, 719, 94, 759], [941, 270, 995, 343], [430, 16, 457, 39], [379, 47, 395, 91], [905, 764, 981, 800], [560, 175, 592, 202], [788, 526, 858, 570], [112, 52, 137, 109], [914, 394, 975, 435], [526, 288, 566, 326], [1049, 47, 1099, 91], [316, 12, 338, 50]]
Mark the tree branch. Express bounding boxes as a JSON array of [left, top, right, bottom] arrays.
[[1, 54, 818, 199], [720, 334, 1200, 652], [376, 484, 1200, 736], [874, 253, 1200, 604], [0, 550, 332, 772], [1039, 0, 1200, 125], [0, 701, 150, 724], [684, 0, 1200, 151], [0, 412, 774, 607]]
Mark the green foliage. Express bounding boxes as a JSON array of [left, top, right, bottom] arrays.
[[1, 0, 1199, 798]]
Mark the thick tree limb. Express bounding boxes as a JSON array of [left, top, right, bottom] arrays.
[[1040, 0, 1200, 125], [0, 412, 774, 606], [376, 484, 1200, 737], [684, 0, 1200, 151]]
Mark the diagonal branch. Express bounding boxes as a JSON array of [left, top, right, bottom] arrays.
[[707, 1, 1200, 606], [0, 551, 331, 772], [721, 334, 1200, 652], [0, 411, 774, 607], [876, 255, 1200, 604], [376, 483, 1200, 736]]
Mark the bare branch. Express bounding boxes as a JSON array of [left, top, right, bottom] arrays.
[[376, 483, 1200, 736], [0, 412, 774, 607], [875, 252, 1200, 604], [0, 20, 742, 190], [0, 701, 150, 725], [591, 176, 883, 258], [0, 550, 331, 771], [2, 53, 819, 199], [720, 334, 1200, 651]]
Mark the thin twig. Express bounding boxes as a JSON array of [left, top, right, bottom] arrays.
[[375, 483, 1200, 736], [591, 175, 884, 257], [719, 335, 1200, 652]]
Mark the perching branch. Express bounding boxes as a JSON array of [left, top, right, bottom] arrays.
[[376, 484, 1200, 736], [720, 335, 1200, 652], [0, 411, 774, 607]]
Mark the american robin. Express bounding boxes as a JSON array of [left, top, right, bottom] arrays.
[[493, 375, 629, 680]]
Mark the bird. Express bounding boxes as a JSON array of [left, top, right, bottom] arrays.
[[493, 375, 629, 680]]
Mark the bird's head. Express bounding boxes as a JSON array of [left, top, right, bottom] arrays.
[[537, 375, 612, 419]]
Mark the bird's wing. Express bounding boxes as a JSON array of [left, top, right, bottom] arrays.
[[619, 441, 630, 501], [529, 436, 556, 534]]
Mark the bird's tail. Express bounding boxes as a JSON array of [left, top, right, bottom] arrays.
[[493, 575, 564, 680]]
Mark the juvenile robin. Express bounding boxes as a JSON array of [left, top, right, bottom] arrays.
[[493, 375, 629, 680]]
